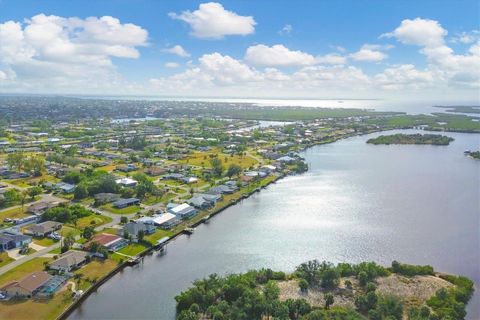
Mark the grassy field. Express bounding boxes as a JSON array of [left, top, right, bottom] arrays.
[[101, 204, 141, 215], [144, 229, 174, 244], [73, 214, 112, 229], [32, 237, 57, 247], [0, 252, 14, 268], [7, 179, 31, 188], [142, 192, 176, 205], [74, 259, 118, 291], [60, 225, 81, 237], [0, 206, 30, 222], [117, 243, 149, 256], [178, 151, 258, 169]]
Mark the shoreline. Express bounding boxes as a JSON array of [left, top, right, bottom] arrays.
[[57, 127, 478, 320], [57, 173, 287, 320]]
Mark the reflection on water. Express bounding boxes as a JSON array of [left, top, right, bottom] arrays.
[[70, 129, 480, 320]]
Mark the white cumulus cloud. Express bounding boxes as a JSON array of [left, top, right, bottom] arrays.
[[165, 62, 180, 68], [382, 18, 447, 47], [385, 18, 480, 88], [162, 45, 190, 58], [0, 13, 148, 92], [244, 44, 316, 67], [169, 2, 256, 39], [315, 53, 347, 65], [349, 44, 388, 62]]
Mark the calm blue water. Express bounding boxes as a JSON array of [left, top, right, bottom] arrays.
[[69, 129, 480, 320]]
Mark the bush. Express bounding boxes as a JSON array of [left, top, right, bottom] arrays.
[[391, 261, 434, 276]]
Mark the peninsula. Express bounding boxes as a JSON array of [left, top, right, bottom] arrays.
[[176, 260, 474, 320]]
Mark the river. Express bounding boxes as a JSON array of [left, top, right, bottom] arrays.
[[69, 129, 480, 320]]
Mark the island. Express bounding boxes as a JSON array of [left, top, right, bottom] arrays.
[[367, 134, 454, 146], [434, 105, 480, 114], [465, 150, 480, 159], [175, 260, 474, 320]]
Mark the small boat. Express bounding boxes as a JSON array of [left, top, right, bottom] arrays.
[[127, 257, 141, 265], [464, 149, 471, 154], [201, 215, 211, 223], [184, 227, 195, 235]]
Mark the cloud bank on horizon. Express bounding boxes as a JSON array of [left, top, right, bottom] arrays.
[[0, 1, 479, 101]]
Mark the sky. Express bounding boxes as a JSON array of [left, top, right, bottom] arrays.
[[0, 0, 479, 101]]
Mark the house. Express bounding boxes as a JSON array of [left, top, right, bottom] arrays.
[[182, 177, 198, 184], [27, 202, 56, 215], [205, 185, 236, 195], [188, 193, 221, 209], [0, 271, 52, 298], [49, 250, 88, 273], [0, 231, 32, 252], [244, 171, 268, 178], [162, 173, 185, 181], [54, 182, 76, 193], [277, 156, 296, 163], [85, 233, 128, 252], [145, 166, 167, 176], [94, 193, 120, 205], [188, 195, 213, 209], [115, 177, 138, 187], [149, 213, 180, 229], [113, 198, 140, 209], [260, 165, 277, 173], [25, 221, 62, 237], [122, 222, 155, 241], [116, 164, 137, 172], [167, 203, 197, 219]]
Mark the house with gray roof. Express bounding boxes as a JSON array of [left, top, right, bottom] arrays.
[[49, 250, 89, 273]]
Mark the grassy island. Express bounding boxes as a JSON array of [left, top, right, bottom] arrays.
[[468, 151, 480, 159], [175, 260, 474, 320], [367, 134, 454, 146]]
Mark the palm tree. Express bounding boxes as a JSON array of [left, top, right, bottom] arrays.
[[73, 273, 84, 287], [324, 293, 334, 310]]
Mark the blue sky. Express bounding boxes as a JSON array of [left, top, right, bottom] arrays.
[[0, 0, 479, 100]]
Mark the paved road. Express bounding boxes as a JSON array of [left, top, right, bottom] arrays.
[[0, 242, 61, 275]]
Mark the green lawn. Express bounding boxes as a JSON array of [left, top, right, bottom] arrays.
[[178, 150, 258, 169], [142, 192, 176, 205], [0, 206, 30, 222], [48, 247, 62, 254], [73, 214, 112, 228], [32, 237, 58, 247], [101, 204, 142, 215], [117, 243, 149, 256], [0, 252, 14, 268], [144, 229, 174, 244]]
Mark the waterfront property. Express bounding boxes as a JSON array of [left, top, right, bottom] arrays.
[[0, 271, 52, 299], [49, 250, 89, 273], [122, 221, 155, 241], [84, 233, 128, 252], [167, 203, 197, 219]]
